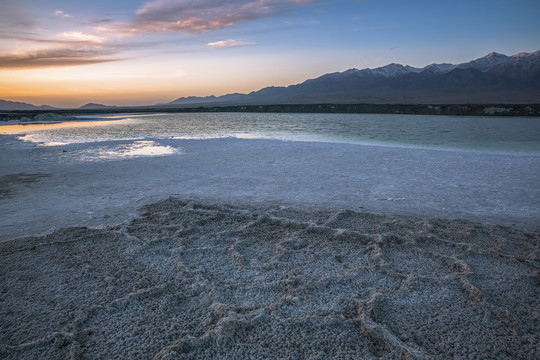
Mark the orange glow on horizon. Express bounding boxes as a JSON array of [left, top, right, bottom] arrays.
[[0, 48, 337, 108], [0, 119, 131, 135], [0, 62, 193, 107]]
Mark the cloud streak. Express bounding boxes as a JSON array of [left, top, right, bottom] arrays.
[[54, 10, 72, 18], [100, 0, 314, 35], [0, 31, 158, 70], [208, 39, 256, 48], [0, 48, 120, 70], [61, 32, 105, 43]]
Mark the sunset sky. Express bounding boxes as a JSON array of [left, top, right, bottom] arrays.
[[1, 0, 539, 108]]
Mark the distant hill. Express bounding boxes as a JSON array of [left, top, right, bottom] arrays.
[[0, 99, 57, 111], [79, 103, 117, 110], [166, 51, 540, 105]]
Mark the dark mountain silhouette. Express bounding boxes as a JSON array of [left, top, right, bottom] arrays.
[[167, 51, 540, 105], [0, 99, 57, 111], [78, 103, 117, 110]]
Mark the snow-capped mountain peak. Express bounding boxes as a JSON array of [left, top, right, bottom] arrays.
[[458, 52, 512, 72], [370, 63, 414, 77], [483, 52, 507, 59], [512, 51, 540, 58]]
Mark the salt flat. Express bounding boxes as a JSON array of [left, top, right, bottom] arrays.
[[1, 135, 539, 242]]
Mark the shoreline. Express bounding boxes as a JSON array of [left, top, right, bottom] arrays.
[[1, 135, 539, 242], [2, 103, 540, 122]]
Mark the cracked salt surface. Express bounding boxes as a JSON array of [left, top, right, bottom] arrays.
[[1, 199, 538, 359]]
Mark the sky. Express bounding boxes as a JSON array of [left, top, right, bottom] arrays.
[[0, 0, 539, 108]]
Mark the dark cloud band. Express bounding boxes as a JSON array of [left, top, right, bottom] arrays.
[[0, 49, 120, 70]]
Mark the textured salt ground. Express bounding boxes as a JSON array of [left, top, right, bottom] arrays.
[[1, 198, 539, 359]]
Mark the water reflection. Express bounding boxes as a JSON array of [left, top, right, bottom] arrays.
[[0, 119, 138, 147], [0, 120, 127, 134]]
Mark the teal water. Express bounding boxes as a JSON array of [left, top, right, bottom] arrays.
[[4, 112, 540, 153]]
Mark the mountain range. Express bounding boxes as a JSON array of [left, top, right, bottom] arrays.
[[167, 50, 540, 105], [1, 51, 538, 111], [0, 101, 116, 111], [0, 99, 58, 111]]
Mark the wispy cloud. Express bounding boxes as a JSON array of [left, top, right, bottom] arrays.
[[54, 10, 72, 18], [0, 35, 89, 45], [61, 31, 105, 43], [0, 49, 119, 70], [100, 0, 315, 35], [0, 31, 156, 70], [0, 34, 154, 70], [84, 18, 114, 25], [208, 39, 256, 48]]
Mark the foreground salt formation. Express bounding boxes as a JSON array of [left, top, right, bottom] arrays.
[[1, 198, 538, 359]]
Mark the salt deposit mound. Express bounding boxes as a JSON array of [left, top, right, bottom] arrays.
[[1, 198, 538, 359]]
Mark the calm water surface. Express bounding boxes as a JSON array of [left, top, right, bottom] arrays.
[[2, 112, 540, 153]]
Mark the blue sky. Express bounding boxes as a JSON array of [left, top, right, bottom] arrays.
[[1, 0, 539, 107]]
